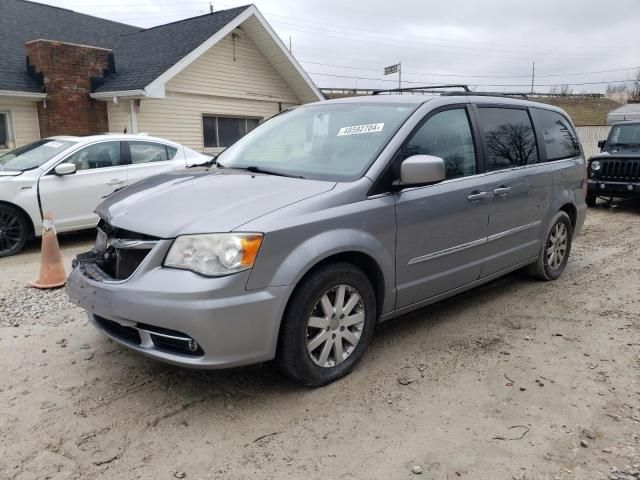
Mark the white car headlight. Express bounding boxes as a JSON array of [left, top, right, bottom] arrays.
[[164, 233, 263, 276], [591, 160, 601, 171]]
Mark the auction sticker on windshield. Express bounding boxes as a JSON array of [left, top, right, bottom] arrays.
[[337, 123, 384, 136]]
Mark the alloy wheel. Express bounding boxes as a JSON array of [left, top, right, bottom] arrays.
[[546, 221, 568, 270], [0, 209, 25, 255], [306, 284, 366, 368]]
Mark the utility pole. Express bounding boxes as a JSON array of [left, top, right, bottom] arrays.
[[530, 60, 535, 94]]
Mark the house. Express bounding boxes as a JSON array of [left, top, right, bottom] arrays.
[[0, 0, 322, 154]]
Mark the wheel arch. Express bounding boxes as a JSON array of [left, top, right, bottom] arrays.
[[287, 251, 387, 318], [559, 202, 577, 230]]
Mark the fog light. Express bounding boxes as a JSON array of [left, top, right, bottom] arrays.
[[188, 339, 199, 352], [600, 184, 605, 189], [628, 184, 634, 191]]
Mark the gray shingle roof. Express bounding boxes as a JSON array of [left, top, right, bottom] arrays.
[[96, 6, 251, 93], [0, 0, 140, 93]]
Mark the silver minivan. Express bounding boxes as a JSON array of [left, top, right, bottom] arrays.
[[67, 88, 587, 386]]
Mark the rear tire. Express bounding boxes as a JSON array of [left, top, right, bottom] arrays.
[[526, 211, 573, 281], [276, 262, 376, 387], [586, 195, 596, 207], [0, 204, 29, 258]]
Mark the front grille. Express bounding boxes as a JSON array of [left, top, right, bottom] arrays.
[[101, 247, 151, 280], [89, 222, 160, 281], [599, 159, 640, 181]]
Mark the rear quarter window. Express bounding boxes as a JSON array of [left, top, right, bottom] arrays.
[[477, 107, 539, 170], [531, 108, 580, 161]]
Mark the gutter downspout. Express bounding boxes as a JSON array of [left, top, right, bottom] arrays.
[[129, 99, 139, 134]]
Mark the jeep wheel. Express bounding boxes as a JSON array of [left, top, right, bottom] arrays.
[[526, 211, 573, 281], [276, 262, 376, 387], [0, 205, 29, 258]]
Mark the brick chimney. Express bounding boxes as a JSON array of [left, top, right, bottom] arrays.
[[25, 40, 113, 137]]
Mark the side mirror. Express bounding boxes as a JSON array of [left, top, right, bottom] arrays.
[[399, 155, 446, 187], [54, 163, 77, 176], [597, 140, 606, 150]]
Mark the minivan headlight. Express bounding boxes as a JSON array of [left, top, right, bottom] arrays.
[[164, 233, 263, 276]]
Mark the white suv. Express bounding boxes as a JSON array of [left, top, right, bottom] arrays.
[[0, 134, 210, 256]]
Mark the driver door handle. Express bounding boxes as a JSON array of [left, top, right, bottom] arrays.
[[467, 191, 490, 201], [493, 186, 511, 196]]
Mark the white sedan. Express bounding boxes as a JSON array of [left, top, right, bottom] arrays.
[[0, 134, 211, 257]]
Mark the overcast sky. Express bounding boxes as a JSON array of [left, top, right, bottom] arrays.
[[39, 0, 640, 93]]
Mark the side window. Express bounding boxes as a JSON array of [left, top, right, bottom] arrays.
[[129, 141, 170, 164], [531, 108, 580, 161], [66, 141, 121, 171], [477, 108, 539, 170], [166, 145, 178, 160], [403, 108, 476, 179]]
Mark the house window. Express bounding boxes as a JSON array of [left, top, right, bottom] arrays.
[[0, 113, 10, 149], [203, 116, 260, 148]]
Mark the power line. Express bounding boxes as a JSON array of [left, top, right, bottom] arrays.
[[300, 60, 640, 79], [307, 71, 635, 88], [268, 20, 601, 59]]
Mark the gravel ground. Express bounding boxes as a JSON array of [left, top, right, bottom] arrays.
[[0, 287, 75, 327], [1, 204, 639, 480]]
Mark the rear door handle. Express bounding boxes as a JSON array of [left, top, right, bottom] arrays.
[[467, 191, 490, 201], [493, 186, 512, 196]]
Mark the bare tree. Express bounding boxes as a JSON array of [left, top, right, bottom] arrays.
[[548, 86, 559, 95], [606, 83, 627, 95], [628, 70, 640, 103], [559, 84, 573, 96]]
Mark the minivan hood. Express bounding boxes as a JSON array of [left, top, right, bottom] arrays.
[[96, 168, 336, 238]]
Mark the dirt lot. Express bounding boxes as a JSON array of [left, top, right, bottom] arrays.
[[1, 205, 639, 480]]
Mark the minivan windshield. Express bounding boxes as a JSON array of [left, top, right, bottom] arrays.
[[608, 123, 640, 148], [216, 103, 417, 181], [0, 139, 77, 171]]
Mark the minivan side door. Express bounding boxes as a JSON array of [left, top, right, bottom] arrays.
[[473, 105, 553, 277], [125, 141, 185, 186], [38, 141, 127, 231], [394, 106, 494, 308]]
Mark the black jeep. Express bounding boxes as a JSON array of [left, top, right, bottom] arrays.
[[587, 121, 640, 207]]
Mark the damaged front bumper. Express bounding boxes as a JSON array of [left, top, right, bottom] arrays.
[[66, 245, 289, 369]]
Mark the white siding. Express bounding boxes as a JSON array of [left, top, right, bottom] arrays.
[[167, 29, 300, 104], [107, 102, 130, 134], [134, 92, 284, 153], [0, 97, 40, 152]]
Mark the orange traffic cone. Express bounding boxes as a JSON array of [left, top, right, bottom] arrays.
[[29, 212, 67, 289]]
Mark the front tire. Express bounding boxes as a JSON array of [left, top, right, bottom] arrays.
[[276, 262, 376, 387], [0, 204, 29, 258], [526, 211, 573, 281]]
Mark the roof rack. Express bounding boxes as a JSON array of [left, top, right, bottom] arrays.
[[372, 84, 471, 95], [442, 91, 529, 99]]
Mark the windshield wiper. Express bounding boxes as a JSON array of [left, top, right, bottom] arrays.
[[244, 166, 305, 179]]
